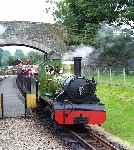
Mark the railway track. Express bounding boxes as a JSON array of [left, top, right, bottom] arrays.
[[68, 126, 119, 150], [36, 107, 123, 150]]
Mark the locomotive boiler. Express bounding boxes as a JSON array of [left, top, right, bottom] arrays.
[[40, 57, 106, 126]]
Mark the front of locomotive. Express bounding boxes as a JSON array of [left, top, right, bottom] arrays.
[[54, 57, 106, 126]]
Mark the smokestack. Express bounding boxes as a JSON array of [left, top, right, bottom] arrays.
[[74, 57, 82, 76]]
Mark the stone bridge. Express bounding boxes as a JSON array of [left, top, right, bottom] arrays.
[[0, 21, 65, 53]]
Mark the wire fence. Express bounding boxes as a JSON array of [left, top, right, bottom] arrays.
[[82, 65, 134, 87]]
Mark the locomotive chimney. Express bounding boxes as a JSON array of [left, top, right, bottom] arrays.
[[74, 57, 82, 76]]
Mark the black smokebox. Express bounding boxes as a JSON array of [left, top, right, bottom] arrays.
[[74, 57, 82, 76]]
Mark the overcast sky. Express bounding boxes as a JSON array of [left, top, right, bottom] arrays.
[[0, 0, 59, 54], [2, 46, 38, 55], [0, 0, 57, 23]]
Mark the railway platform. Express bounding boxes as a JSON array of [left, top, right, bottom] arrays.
[[0, 75, 25, 117]]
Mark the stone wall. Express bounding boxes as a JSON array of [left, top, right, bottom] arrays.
[[0, 21, 65, 53]]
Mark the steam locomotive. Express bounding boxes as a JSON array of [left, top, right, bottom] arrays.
[[40, 57, 106, 126]]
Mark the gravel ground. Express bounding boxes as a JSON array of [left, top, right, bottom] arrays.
[[0, 115, 83, 150]]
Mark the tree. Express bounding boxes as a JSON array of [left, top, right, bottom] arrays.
[[8, 56, 16, 66], [27, 51, 43, 64], [0, 48, 3, 66], [1, 50, 11, 66], [54, 0, 134, 45], [96, 26, 134, 67], [14, 49, 25, 60]]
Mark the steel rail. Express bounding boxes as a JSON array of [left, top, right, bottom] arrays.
[[69, 127, 119, 150], [70, 130, 96, 150], [90, 130, 118, 150]]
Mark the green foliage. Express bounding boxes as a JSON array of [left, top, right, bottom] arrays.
[[39, 74, 46, 96], [54, 0, 134, 45], [0, 48, 44, 67], [39, 73, 61, 96], [49, 59, 61, 69], [0, 49, 13, 67], [27, 51, 43, 64], [39, 63, 46, 96], [0, 48, 4, 66], [96, 26, 134, 66], [39, 59, 62, 96], [46, 76, 60, 95], [1, 50, 11, 66], [14, 49, 25, 59], [8, 56, 16, 66]]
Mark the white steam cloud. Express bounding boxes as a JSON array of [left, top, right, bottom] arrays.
[[63, 45, 94, 60]]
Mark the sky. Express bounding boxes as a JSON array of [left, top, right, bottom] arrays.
[[2, 46, 38, 55], [0, 0, 57, 23], [0, 0, 59, 54]]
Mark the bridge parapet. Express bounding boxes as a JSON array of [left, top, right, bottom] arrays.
[[0, 21, 65, 52]]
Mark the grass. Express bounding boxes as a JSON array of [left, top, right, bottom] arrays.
[[97, 84, 134, 144]]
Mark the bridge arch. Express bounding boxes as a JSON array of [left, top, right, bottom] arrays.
[[0, 21, 65, 53], [0, 43, 47, 53]]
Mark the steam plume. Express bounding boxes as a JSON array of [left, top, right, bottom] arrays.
[[63, 45, 94, 61]]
